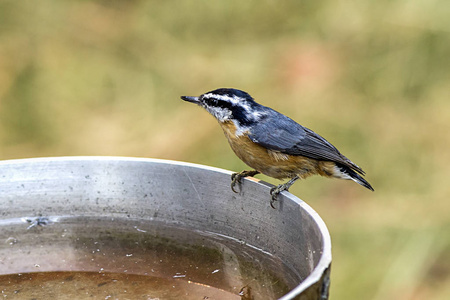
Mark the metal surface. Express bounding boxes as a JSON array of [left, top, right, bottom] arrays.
[[0, 157, 331, 299]]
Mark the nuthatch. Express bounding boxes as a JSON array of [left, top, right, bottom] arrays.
[[181, 88, 373, 207]]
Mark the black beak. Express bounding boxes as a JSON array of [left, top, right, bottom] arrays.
[[181, 96, 200, 104]]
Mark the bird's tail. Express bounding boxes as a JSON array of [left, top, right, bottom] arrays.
[[335, 163, 374, 191]]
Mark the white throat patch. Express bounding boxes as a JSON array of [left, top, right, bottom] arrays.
[[206, 106, 232, 122]]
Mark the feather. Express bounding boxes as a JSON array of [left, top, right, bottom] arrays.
[[248, 107, 365, 175]]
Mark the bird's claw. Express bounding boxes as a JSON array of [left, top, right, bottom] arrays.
[[269, 175, 300, 208], [269, 185, 284, 209], [231, 173, 241, 193], [269, 182, 292, 208], [230, 170, 260, 194]]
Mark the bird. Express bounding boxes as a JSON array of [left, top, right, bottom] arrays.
[[181, 88, 373, 207]]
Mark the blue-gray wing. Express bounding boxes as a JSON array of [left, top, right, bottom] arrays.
[[248, 110, 364, 174]]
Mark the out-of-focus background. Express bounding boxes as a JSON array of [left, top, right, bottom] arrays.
[[1, 1, 449, 299]]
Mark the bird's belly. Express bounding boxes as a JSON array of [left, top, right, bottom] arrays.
[[232, 143, 319, 179]]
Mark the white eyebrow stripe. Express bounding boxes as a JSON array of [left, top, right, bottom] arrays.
[[203, 93, 242, 105]]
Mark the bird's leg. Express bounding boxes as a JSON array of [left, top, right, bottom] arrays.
[[269, 175, 300, 208], [231, 170, 260, 193]]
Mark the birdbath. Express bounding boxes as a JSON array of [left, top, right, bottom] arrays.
[[0, 157, 331, 299]]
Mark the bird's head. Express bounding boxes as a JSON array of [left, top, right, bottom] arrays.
[[181, 88, 265, 128]]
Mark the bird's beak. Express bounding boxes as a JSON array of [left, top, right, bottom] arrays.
[[181, 96, 200, 104]]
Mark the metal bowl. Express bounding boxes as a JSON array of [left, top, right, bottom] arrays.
[[0, 157, 331, 299]]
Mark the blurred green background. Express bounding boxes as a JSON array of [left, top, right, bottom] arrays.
[[1, 0, 449, 299]]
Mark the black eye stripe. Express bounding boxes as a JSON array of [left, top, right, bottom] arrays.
[[204, 97, 233, 109]]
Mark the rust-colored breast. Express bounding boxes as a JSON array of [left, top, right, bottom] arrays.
[[218, 121, 337, 180]]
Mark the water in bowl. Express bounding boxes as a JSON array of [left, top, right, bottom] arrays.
[[0, 217, 300, 299]]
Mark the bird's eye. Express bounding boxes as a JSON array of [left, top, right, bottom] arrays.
[[205, 97, 218, 106]]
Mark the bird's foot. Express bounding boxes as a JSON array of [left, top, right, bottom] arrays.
[[269, 176, 300, 208], [231, 170, 260, 193], [269, 185, 287, 208]]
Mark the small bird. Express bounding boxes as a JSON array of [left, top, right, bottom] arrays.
[[181, 88, 373, 207]]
